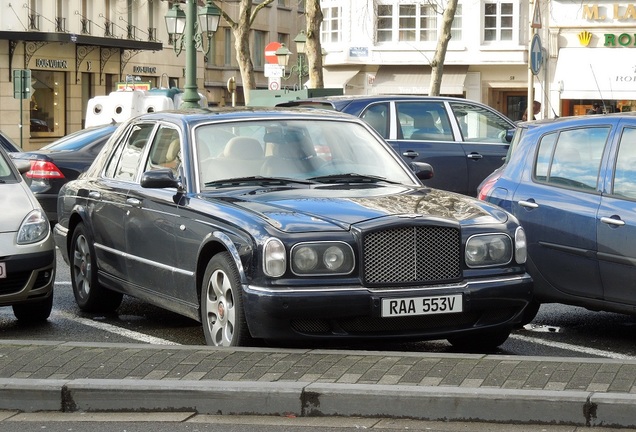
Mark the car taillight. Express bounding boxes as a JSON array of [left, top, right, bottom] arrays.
[[26, 160, 65, 179], [477, 174, 500, 201]]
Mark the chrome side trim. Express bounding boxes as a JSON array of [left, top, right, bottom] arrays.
[[94, 243, 194, 277], [247, 274, 532, 294]]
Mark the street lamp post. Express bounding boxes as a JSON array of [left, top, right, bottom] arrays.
[[165, 0, 221, 109], [275, 31, 309, 89]]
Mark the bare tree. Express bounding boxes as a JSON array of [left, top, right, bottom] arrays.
[[214, 0, 274, 104], [428, 0, 458, 96], [304, 0, 324, 88]]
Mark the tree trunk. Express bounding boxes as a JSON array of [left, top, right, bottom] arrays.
[[305, 0, 324, 89], [429, 0, 458, 96]]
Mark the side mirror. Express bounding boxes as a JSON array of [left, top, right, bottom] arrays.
[[411, 162, 434, 180], [504, 129, 515, 143], [140, 168, 180, 189]]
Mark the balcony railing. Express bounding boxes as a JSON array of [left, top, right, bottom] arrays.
[[127, 24, 136, 40], [55, 17, 66, 32], [28, 13, 40, 30], [148, 27, 157, 42], [104, 21, 115, 37], [80, 18, 92, 35]]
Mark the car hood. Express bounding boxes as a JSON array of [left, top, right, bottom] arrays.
[[0, 182, 39, 232], [210, 184, 508, 233]]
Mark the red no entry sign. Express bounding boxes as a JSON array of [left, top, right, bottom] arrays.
[[265, 42, 282, 64]]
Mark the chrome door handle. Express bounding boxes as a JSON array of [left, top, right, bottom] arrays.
[[600, 216, 625, 226], [126, 197, 142, 207], [402, 150, 419, 158], [467, 153, 483, 160], [518, 200, 539, 209], [88, 191, 101, 200]]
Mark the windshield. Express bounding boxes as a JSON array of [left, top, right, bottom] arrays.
[[195, 119, 417, 187]]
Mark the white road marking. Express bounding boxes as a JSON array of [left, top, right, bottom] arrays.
[[510, 333, 636, 360]]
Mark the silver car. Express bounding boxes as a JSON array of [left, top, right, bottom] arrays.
[[0, 147, 55, 322]]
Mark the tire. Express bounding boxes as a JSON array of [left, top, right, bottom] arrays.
[[200, 252, 252, 347], [70, 223, 123, 312], [447, 329, 511, 352], [13, 294, 53, 322]]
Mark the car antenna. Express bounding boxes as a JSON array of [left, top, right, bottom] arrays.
[[589, 64, 607, 112]]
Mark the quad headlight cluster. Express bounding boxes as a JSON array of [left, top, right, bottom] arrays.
[[264, 239, 355, 277], [465, 228, 527, 268]]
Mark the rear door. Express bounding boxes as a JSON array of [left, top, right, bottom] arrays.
[[448, 101, 512, 195], [511, 126, 609, 300], [597, 123, 636, 305], [391, 101, 468, 194]]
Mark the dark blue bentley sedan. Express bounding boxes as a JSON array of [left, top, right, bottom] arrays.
[[479, 113, 636, 324], [54, 107, 531, 349]]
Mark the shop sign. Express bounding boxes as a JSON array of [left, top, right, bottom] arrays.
[[133, 66, 157, 74], [35, 59, 68, 69], [604, 33, 636, 46], [583, 4, 636, 21]]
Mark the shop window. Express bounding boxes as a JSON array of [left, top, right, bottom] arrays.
[[30, 70, 65, 137]]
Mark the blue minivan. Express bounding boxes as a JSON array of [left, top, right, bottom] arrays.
[[479, 113, 636, 324]]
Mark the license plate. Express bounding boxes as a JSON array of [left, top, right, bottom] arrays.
[[0, 262, 5, 279], [381, 294, 462, 317]]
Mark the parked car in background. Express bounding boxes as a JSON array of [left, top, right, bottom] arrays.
[[479, 113, 636, 324], [0, 130, 21, 153], [11, 123, 118, 223], [277, 96, 516, 196], [0, 146, 55, 322], [54, 107, 531, 349]]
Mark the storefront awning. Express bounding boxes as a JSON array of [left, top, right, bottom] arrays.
[[0, 31, 162, 51], [322, 68, 360, 88], [371, 65, 468, 95], [554, 48, 636, 100]]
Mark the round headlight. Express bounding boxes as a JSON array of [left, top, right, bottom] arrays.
[[293, 246, 318, 272], [489, 237, 508, 261], [466, 237, 488, 265], [323, 246, 345, 271]]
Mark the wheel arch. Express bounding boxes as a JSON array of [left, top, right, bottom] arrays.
[[196, 231, 249, 300]]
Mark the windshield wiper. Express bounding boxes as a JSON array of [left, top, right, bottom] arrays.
[[308, 173, 400, 184], [205, 176, 317, 187]]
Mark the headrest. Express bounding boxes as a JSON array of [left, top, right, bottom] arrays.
[[223, 136, 263, 159]]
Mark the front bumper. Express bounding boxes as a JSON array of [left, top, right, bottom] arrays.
[[0, 249, 55, 306], [243, 274, 533, 341]]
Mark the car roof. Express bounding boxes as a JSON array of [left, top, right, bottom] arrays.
[[126, 106, 365, 124], [518, 111, 636, 131], [277, 94, 491, 109]]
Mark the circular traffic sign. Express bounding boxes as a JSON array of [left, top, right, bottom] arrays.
[[269, 81, 280, 90], [530, 34, 543, 75], [265, 42, 282, 65]]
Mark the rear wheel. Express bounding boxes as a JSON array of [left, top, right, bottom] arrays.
[[13, 294, 53, 322], [200, 252, 252, 347], [447, 329, 511, 352], [70, 223, 123, 312]]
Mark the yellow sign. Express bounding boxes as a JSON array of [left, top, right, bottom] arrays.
[[116, 82, 152, 91]]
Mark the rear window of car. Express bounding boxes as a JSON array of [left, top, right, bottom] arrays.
[[534, 126, 609, 191], [41, 126, 115, 151], [0, 152, 19, 181]]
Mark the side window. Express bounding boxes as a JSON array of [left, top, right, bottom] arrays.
[[535, 127, 609, 191], [395, 102, 452, 141], [450, 102, 511, 143], [108, 123, 155, 181], [145, 126, 181, 176], [360, 103, 390, 139], [612, 127, 636, 199]]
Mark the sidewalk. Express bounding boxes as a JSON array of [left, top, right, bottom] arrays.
[[0, 340, 635, 428]]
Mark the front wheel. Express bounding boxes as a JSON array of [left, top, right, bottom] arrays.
[[200, 252, 252, 347], [70, 223, 123, 312], [13, 294, 53, 322]]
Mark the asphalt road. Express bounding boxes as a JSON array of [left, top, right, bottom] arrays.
[[1, 249, 635, 360]]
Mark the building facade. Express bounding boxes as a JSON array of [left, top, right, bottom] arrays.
[[0, 0, 305, 150], [548, 1, 636, 116]]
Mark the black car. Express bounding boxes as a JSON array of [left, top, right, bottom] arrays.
[[54, 108, 532, 349], [11, 124, 118, 223], [278, 96, 515, 196], [0, 130, 21, 153]]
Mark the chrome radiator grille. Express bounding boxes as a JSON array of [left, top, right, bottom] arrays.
[[362, 226, 461, 286]]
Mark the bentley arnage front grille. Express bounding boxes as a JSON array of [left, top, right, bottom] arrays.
[[363, 226, 461, 286]]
